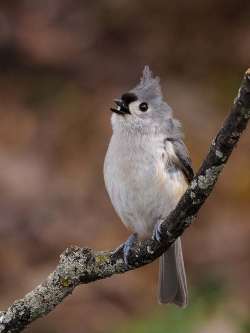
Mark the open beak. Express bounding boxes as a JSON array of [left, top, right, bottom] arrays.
[[110, 99, 130, 115]]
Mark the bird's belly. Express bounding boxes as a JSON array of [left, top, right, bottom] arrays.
[[105, 156, 187, 238]]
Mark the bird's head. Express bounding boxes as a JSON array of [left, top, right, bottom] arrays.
[[110, 66, 177, 135]]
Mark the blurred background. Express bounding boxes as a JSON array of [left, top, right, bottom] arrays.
[[0, 1, 249, 332]]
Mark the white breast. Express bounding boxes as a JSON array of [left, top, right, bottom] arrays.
[[104, 133, 187, 238]]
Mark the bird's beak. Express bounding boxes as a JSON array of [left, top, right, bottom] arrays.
[[110, 99, 130, 115]]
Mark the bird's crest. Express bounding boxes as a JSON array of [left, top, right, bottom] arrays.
[[131, 66, 162, 102]]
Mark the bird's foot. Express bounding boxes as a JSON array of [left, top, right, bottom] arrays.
[[153, 221, 163, 242], [153, 219, 173, 243], [123, 233, 139, 267]]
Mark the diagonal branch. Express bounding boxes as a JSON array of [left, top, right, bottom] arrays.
[[0, 69, 250, 333]]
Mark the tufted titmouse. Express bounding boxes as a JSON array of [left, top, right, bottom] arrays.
[[104, 66, 194, 307]]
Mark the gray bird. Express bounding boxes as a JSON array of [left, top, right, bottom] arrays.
[[104, 66, 194, 307]]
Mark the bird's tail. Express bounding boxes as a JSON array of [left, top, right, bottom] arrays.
[[158, 237, 188, 307]]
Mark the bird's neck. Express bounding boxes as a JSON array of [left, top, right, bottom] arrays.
[[112, 117, 159, 138]]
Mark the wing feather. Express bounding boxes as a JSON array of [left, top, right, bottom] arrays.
[[165, 138, 194, 183]]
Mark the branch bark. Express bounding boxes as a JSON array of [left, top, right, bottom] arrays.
[[0, 69, 250, 333]]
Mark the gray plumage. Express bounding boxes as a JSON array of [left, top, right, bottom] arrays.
[[159, 238, 188, 306], [104, 66, 193, 307]]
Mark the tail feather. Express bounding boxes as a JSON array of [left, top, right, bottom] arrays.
[[158, 237, 188, 307]]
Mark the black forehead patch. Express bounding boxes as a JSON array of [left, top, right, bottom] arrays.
[[121, 92, 138, 105]]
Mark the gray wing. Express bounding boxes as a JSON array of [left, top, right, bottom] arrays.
[[167, 138, 194, 183]]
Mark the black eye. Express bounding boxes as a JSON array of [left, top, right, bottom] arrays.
[[139, 102, 148, 112]]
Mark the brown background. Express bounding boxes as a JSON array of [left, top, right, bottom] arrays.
[[0, 1, 249, 333]]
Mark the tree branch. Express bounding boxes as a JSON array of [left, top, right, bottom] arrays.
[[0, 69, 250, 333]]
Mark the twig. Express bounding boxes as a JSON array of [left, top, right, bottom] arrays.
[[0, 69, 249, 333]]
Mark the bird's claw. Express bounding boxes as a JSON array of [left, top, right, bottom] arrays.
[[153, 221, 164, 243], [153, 220, 173, 243], [123, 233, 139, 267]]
